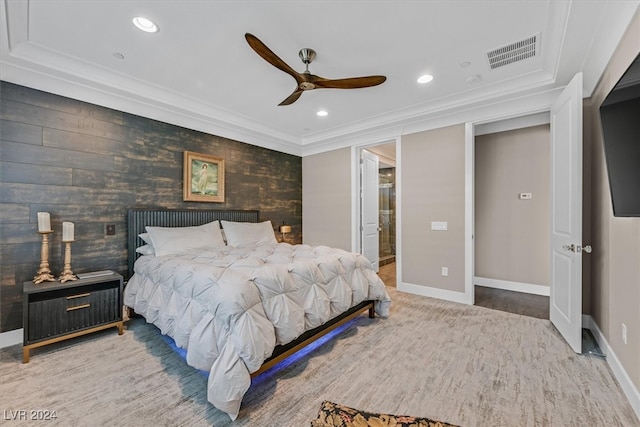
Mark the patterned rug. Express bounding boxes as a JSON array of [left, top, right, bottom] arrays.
[[311, 401, 459, 427]]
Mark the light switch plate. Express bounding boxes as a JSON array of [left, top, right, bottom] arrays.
[[431, 221, 448, 231]]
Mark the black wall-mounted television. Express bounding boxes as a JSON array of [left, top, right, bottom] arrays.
[[599, 52, 640, 217]]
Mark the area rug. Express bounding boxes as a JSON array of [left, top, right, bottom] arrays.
[[311, 400, 459, 427]]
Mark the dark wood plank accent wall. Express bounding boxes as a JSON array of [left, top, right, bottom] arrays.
[[0, 81, 302, 332]]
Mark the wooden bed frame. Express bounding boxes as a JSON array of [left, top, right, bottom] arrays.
[[126, 208, 375, 378]]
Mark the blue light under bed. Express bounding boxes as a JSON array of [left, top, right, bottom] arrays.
[[159, 318, 359, 381]]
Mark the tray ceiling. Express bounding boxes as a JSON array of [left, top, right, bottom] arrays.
[[1, 1, 638, 155]]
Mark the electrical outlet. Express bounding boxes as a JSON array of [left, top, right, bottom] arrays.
[[441, 267, 448, 277], [622, 323, 627, 345], [105, 224, 116, 235]]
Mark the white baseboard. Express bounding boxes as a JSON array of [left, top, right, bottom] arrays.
[[398, 281, 471, 305], [474, 276, 550, 296], [0, 328, 23, 349], [583, 314, 640, 421]]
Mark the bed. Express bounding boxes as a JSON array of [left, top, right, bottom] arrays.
[[123, 208, 391, 419]]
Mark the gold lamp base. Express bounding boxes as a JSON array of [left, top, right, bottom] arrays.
[[33, 271, 56, 285], [34, 231, 56, 285], [59, 241, 78, 283], [59, 272, 78, 283]]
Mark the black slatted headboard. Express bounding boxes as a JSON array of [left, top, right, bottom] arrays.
[[127, 208, 260, 278]]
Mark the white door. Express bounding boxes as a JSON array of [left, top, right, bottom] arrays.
[[361, 150, 380, 272], [550, 73, 583, 354]]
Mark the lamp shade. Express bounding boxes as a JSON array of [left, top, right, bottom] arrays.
[[279, 225, 292, 234]]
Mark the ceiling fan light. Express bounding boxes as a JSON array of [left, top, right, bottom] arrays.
[[133, 17, 158, 33], [417, 74, 433, 84]]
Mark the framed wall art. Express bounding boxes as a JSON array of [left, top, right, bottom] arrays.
[[183, 151, 225, 202]]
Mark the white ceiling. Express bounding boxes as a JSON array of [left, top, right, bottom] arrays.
[[1, 1, 638, 156]]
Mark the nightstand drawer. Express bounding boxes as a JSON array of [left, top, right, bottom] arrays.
[[26, 281, 121, 343], [23, 273, 124, 363]]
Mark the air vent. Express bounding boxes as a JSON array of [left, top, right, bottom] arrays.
[[486, 33, 539, 69]]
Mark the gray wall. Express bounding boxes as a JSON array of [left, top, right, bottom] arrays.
[[402, 125, 466, 292], [301, 125, 467, 293], [587, 10, 640, 393], [302, 147, 352, 250], [475, 125, 550, 286], [0, 82, 302, 332]]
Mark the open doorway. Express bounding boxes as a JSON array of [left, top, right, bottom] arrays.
[[467, 74, 584, 353], [473, 118, 551, 319], [379, 165, 396, 266], [361, 142, 396, 287]]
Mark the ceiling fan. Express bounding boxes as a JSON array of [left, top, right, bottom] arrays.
[[245, 33, 386, 106]]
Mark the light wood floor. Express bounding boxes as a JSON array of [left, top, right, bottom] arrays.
[[377, 262, 396, 287]]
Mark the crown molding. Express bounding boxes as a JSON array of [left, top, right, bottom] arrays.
[[2, 0, 637, 158]]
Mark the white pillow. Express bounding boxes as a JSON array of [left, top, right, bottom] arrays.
[[136, 244, 155, 256], [220, 220, 277, 247], [136, 233, 155, 255], [146, 221, 225, 256]]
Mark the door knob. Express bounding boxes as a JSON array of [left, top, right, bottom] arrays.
[[562, 244, 592, 253]]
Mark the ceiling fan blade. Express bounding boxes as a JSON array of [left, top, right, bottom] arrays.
[[278, 89, 304, 106], [245, 33, 302, 82], [246, 33, 386, 105], [313, 75, 387, 89]]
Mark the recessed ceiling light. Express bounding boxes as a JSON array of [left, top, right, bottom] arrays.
[[316, 110, 328, 117], [466, 74, 481, 84], [132, 16, 159, 33], [417, 74, 434, 84]]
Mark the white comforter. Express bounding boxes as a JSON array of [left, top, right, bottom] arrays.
[[124, 242, 391, 419]]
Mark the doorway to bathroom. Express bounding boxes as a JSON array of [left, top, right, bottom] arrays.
[[378, 167, 396, 267], [363, 142, 396, 287]]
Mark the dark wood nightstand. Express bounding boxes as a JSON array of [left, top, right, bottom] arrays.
[[22, 272, 124, 363]]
